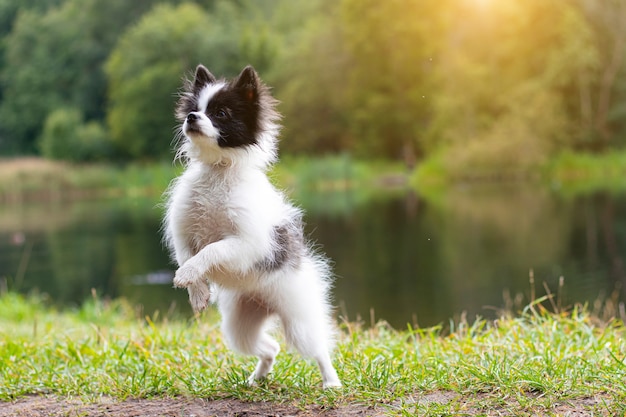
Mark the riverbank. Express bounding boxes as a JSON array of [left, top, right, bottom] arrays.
[[4, 150, 626, 205], [0, 158, 177, 203], [1, 292, 624, 416], [0, 156, 407, 204], [413, 149, 626, 195]]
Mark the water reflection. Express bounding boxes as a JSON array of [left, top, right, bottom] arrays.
[[0, 198, 190, 314], [0, 186, 624, 328]]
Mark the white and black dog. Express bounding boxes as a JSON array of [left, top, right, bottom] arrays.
[[163, 65, 341, 388]]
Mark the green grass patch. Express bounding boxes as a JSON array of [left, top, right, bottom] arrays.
[[1, 292, 625, 414], [414, 149, 626, 198], [547, 150, 626, 195], [272, 154, 406, 190]]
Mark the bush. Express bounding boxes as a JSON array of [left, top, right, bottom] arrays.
[[39, 108, 112, 162]]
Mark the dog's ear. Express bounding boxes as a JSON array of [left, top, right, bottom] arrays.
[[193, 64, 216, 92], [234, 65, 259, 102]]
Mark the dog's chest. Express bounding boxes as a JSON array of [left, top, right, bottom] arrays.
[[179, 177, 237, 254]]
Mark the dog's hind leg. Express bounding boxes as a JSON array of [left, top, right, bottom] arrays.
[[247, 333, 280, 384], [282, 318, 341, 388], [278, 266, 342, 388], [218, 291, 279, 384]]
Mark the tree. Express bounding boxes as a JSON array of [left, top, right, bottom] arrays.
[[424, 0, 598, 177], [0, 0, 63, 89], [339, 0, 447, 161], [39, 109, 83, 162], [0, 0, 169, 155], [272, 0, 448, 160], [105, 2, 279, 159], [271, 0, 352, 154], [39, 108, 111, 162], [576, 0, 626, 148]]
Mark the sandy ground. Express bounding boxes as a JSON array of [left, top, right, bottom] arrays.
[[0, 396, 380, 417], [0, 392, 614, 416]]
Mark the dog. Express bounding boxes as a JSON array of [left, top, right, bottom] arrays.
[[163, 64, 341, 388]]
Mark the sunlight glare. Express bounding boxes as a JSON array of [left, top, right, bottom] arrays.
[[468, 0, 493, 11]]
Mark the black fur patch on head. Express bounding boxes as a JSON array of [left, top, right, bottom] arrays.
[[176, 65, 216, 122], [193, 65, 216, 94], [176, 65, 278, 149], [207, 67, 261, 148]]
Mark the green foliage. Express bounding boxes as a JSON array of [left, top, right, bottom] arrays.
[[0, 0, 62, 36], [340, 0, 446, 159], [39, 109, 82, 161], [576, 0, 626, 147], [274, 0, 445, 159], [39, 108, 111, 162], [1, 0, 626, 173], [105, 3, 208, 159], [272, 0, 626, 176], [270, 0, 351, 155], [105, 2, 279, 159], [547, 150, 626, 195], [430, 0, 596, 157], [0, 0, 161, 154], [0, 0, 64, 81]]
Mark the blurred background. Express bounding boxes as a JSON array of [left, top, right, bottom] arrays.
[[1, 0, 626, 327]]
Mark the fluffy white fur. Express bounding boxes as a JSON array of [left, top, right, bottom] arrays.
[[164, 65, 341, 388]]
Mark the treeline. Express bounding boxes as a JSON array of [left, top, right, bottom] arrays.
[[0, 0, 625, 170]]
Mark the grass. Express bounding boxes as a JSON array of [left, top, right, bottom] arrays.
[[1, 291, 625, 415]]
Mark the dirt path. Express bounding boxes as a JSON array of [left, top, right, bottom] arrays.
[[0, 396, 378, 417], [0, 393, 614, 416]]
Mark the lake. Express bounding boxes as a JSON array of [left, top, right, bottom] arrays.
[[1, 184, 625, 328]]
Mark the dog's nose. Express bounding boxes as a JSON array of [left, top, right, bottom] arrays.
[[187, 113, 198, 122]]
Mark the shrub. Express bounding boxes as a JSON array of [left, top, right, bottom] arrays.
[[39, 108, 112, 162]]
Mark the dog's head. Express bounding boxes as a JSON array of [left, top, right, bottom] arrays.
[[175, 65, 280, 167]]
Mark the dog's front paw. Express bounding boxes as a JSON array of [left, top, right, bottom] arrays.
[[188, 282, 211, 313], [173, 261, 201, 288]]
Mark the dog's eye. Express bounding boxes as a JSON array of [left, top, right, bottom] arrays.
[[215, 110, 228, 119]]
